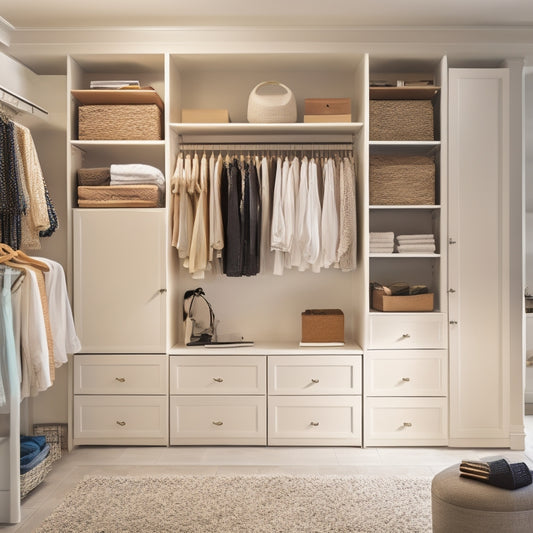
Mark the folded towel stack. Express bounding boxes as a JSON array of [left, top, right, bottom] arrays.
[[460, 458, 532, 490], [370, 231, 394, 254], [20, 435, 50, 474], [396, 233, 436, 254], [110, 163, 166, 192]]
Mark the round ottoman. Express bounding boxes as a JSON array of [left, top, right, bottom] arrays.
[[432, 463, 533, 533]]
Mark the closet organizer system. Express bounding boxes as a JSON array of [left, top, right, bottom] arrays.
[[0, 88, 79, 523], [69, 53, 509, 449]]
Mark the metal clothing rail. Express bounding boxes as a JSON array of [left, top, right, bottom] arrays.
[[0, 85, 48, 118], [178, 142, 355, 155]]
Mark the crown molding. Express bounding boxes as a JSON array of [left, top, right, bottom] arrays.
[[0, 16, 14, 46]]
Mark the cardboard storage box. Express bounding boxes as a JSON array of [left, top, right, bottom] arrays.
[[301, 309, 344, 343], [369, 99, 435, 140], [372, 289, 434, 312], [78, 104, 162, 140], [304, 98, 351, 115], [181, 109, 229, 123], [369, 153, 435, 205]]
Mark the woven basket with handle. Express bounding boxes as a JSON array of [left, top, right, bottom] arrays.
[[247, 81, 297, 123]]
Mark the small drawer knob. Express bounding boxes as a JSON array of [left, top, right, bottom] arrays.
[[401, 333, 410, 339], [213, 377, 224, 383], [115, 377, 126, 383], [311, 378, 320, 384], [212, 421, 223, 426], [116, 421, 126, 426], [310, 421, 320, 427], [403, 422, 412, 428], [402, 377, 411, 382]]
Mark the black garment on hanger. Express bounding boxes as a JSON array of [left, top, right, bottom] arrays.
[[243, 160, 260, 276], [223, 159, 243, 277], [0, 119, 24, 249]]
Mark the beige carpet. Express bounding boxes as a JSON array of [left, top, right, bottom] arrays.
[[36, 474, 432, 532]]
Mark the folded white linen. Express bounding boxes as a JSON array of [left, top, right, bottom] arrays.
[[110, 164, 165, 191], [397, 244, 436, 253], [396, 234, 434, 241], [370, 232, 394, 241], [396, 239, 435, 245], [370, 246, 395, 253]]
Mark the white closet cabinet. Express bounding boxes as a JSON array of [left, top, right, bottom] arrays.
[[448, 68, 511, 447], [364, 58, 449, 446], [73, 209, 166, 353]]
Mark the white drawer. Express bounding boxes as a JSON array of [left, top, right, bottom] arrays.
[[365, 350, 447, 397], [170, 355, 266, 395], [268, 396, 362, 446], [364, 397, 448, 446], [73, 395, 168, 445], [170, 395, 266, 445], [368, 313, 447, 349], [268, 356, 362, 395], [74, 354, 167, 395]]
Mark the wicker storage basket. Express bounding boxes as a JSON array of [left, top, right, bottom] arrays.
[[247, 81, 297, 123], [370, 99, 434, 140], [369, 154, 435, 205], [372, 288, 434, 312], [78, 104, 162, 140], [77, 184, 160, 208], [20, 452, 53, 499], [32, 423, 63, 462]]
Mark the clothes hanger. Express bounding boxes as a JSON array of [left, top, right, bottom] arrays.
[[0, 242, 50, 272]]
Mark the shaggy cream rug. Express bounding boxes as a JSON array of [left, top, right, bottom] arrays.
[[36, 474, 432, 532]]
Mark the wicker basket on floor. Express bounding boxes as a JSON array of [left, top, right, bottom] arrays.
[[20, 452, 53, 499], [33, 423, 63, 462]]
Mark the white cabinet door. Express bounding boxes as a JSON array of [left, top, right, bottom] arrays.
[[73, 209, 166, 353], [448, 69, 510, 446]]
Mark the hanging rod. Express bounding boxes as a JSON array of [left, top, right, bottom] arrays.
[[0, 85, 48, 118], [178, 142, 354, 150]]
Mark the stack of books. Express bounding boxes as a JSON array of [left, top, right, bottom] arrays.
[[303, 98, 351, 123], [89, 80, 141, 90]]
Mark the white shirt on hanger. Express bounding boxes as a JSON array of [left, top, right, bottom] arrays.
[[321, 158, 339, 269]]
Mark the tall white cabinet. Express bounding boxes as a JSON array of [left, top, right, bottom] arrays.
[[448, 68, 511, 447]]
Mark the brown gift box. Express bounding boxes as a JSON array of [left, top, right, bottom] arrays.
[[301, 309, 344, 343], [372, 288, 434, 312]]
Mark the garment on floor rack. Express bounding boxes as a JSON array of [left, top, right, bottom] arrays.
[[171, 144, 357, 277], [0, 244, 80, 400], [0, 109, 58, 250]]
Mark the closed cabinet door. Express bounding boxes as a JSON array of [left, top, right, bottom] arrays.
[[448, 69, 510, 445], [73, 209, 166, 353]]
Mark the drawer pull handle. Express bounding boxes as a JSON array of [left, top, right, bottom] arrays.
[[401, 333, 410, 339], [311, 378, 320, 384], [403, 422, 412, 428], [115, 377, 126, 383], [402, 377, 411, 382], [212, 421, 223, 426], [116, 421, 126, 426], [213, 377, 224, 383], [310, 421, 320, 427]]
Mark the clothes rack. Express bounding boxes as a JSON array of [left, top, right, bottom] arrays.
[[0, 85, 48, 119]]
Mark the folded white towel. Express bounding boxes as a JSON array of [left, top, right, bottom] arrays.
[[396, 234, 434, 241], [396, 238, 435, 245], [110, 164, 165, 191], [370, 246, 395, 253], [370, 232, 394, 241], [397, 244, 436, 253]]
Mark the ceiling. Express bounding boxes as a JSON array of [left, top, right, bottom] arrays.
[[2, 0, 533, 28]]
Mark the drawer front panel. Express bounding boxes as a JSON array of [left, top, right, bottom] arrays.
[[170, 396, 266, 445], [74, 354, 167, 395], [365, 350, 447, 396], [368, 313, 447, 349], [170, 356, 266, 395], [268, 396, 362, 446], [364, 397, 448, 446], [268, 356, 362, 395], [73, 395, 168, 444]]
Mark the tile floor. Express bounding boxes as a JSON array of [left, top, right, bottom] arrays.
[[2, 416, 533, 532]]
